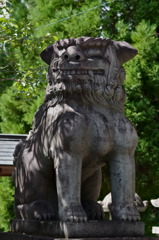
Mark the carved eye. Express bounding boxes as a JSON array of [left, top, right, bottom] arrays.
[[87, 49, 103, 57]]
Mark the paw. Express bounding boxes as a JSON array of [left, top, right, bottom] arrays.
[[30, 200, 56, 221], [82, 200, 104, 220], [63, 203, 87, 223], [111, 203, 140, 222]]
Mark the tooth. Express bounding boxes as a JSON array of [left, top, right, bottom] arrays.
[[76, 84, 81, 92], [71, 70, 75, 74], [58, 69, 104, 76], [106, 86, 111, 91], [88, 70, 93, 76]]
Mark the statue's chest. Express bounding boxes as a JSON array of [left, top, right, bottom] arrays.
[[83, 111, 114, 157]]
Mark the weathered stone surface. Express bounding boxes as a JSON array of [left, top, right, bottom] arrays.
[[0, 232, 53, 240], [10, 219, 144, 238], [13, 36, 140, 228], [2, 232, 159, 240]]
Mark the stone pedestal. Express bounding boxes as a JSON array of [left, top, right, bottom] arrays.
[[1, 233, 159, 240], [10, 219, 144, 238]]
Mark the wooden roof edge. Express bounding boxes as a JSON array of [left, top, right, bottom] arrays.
[[0, 164, 14, 166], [0, 165, 14, 177], [0, 133, 27, 139]]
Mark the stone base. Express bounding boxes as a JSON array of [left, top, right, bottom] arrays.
[[1, 233, 159, 240], [10, 219, 145, 238]]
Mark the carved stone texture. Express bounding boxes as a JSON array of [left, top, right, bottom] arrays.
[[13, 37, 140, 223], [10, 219, 145, 238], [1, 232, 151, 240]]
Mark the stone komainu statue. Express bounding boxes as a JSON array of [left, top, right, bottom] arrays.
[[13, 37, 140, 222]]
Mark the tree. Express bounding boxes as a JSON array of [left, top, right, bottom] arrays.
[[0, 177, 14, 232], [101, 0, 159, 40]]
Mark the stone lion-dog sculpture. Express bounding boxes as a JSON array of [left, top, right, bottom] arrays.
[[13, 37, 140, 223]]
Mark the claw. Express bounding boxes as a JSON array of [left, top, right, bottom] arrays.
[[63, 204, 87, 223], [133, 216, 137, 221], [114, 203, 141, 222], [128, 215, 133, 221], [133, 214, 140, 221], [47, 213, 51, 220], [74, 215, 79, 223], [36, 213, 42, 221], [121, 214, 127, 221], [84, 216, 87, 222], [42, 213, 47, 220], [79, 216, 84, 222]]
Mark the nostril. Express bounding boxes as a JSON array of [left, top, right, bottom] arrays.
[[75, 55, 81, 60], [64, 54, 69, 60]]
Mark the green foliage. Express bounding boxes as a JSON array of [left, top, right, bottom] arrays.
[[101, 0, 159, 39], [28, 0, 101, 38], [124, 21, 159, 200], [0, 84, 45, 133], [122, 21, 159, 235], [0, 2, 57, 133], [0, 177, 14, 232]]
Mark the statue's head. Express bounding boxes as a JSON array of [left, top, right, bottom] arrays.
[[40, 37, 137, 111]]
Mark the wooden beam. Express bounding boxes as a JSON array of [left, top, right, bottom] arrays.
[[0, 166, 14, 177]]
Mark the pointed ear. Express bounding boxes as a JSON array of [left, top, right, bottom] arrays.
[[113, 41, 138, 64], [40, 44, 54, 65]]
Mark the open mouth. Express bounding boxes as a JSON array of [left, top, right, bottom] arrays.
[[53, 69, 105, 76]]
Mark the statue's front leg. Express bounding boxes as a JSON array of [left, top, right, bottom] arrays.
[[108, 116, 140, 221], [108, 152, 140, 221], [55, 151, 87, 222], [53, 112, 88, 222]]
